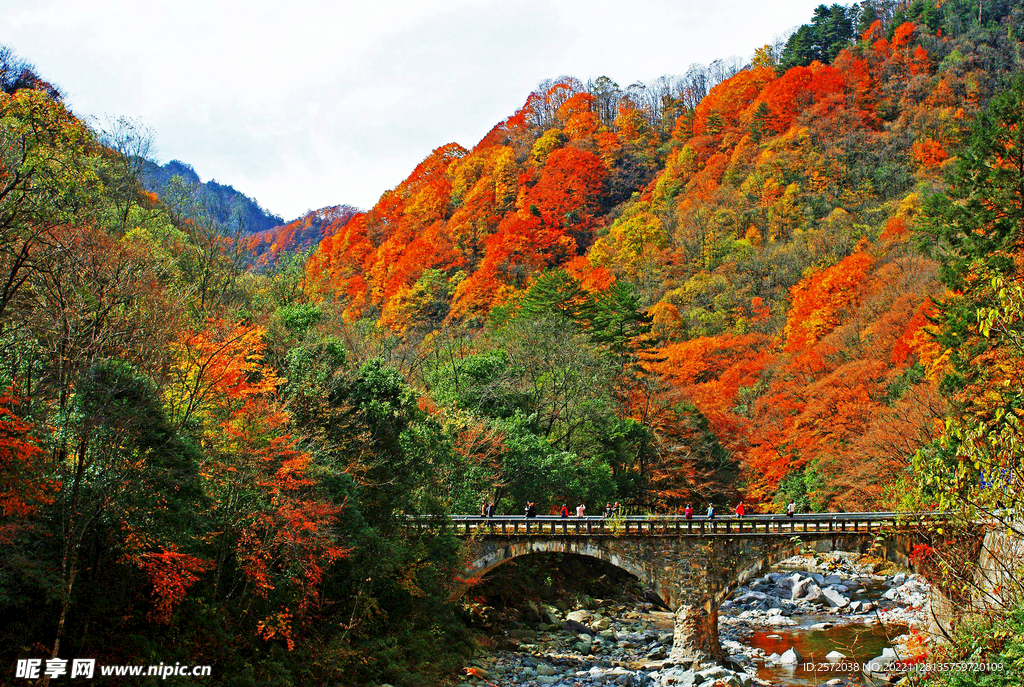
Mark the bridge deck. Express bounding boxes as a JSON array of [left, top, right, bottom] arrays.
[[419, 512, 942, 537]]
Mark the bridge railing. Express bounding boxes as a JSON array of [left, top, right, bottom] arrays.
[[405, 512, 948, 537]]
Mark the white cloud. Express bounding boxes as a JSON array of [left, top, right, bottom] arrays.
[[1, 0, 823, 218]]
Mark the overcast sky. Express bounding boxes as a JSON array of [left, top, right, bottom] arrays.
[[2, 0, 826, 220]]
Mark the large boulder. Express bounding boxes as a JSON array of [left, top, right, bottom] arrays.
[[791, 577, 822, 600], [821, 587, 849, 608], [566, 610, 593, 624], [802, 584, 823, 603], [775, 573, 802, 596], [779, 647, 802, 665], [524, 600, 543, 623], [734, 591, 767, 606]]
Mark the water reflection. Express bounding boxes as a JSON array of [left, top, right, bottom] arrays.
[[747, 621, 908, 686]]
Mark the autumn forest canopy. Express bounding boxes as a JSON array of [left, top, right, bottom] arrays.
[[3, 1, 1024, 684]]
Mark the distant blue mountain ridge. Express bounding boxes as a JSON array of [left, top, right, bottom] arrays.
[[142, 159, 285, 234]]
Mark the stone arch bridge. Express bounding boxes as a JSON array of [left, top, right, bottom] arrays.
[[437, 512, 944, 660]]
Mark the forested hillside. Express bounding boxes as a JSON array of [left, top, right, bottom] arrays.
[[2, 1, 1023, 685], [245, 205, 361, 269], [143, 159, 285, 234], [305, 0, 1023, 513]]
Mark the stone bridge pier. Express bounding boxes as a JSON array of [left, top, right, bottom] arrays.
[[458, 523, 925, 661]]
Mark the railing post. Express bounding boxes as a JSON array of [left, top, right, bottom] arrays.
[[587, 520, 593, 534]]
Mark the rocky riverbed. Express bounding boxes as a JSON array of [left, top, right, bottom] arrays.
[[454, 551, 934, 687]]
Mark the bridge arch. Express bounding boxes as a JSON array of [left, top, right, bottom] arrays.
[[464, 538, 668, 603]]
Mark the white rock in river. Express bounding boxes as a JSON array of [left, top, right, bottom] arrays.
[[826, 651, 846, 661], [768, 615, 797, 626], [893, 572, 907, 585], [779, 647, 802, 664], [821, 587, 850, 608]]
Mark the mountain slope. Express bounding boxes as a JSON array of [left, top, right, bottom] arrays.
[[245, 205, 361, 268], [142, 159, 284, 234], [304, 2, 1023, 510]]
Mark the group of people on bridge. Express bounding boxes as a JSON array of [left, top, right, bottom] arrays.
[[479, 499, 799, 519]]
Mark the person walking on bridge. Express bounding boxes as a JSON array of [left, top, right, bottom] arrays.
[[560, 503, 569, 518], [735, 501, 745, 518], [525, 502, 537, 518], [480, 500, 488, 517], [576, 503, 586, 517], [786, 501, 796, 518], [706, 504, 715, 519], [487, 501, 496, 518], [684, 504, 693, 519]]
